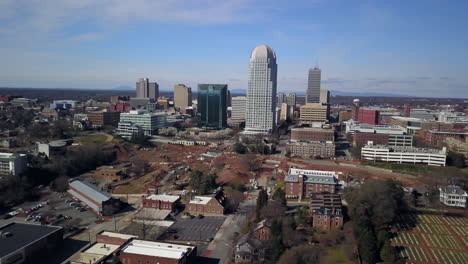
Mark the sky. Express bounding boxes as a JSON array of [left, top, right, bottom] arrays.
[[0, 0, 467, 98]]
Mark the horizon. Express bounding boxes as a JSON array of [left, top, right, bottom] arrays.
[[1, 0, 467, 97]]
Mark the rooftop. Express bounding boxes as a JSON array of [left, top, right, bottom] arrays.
[[99, 231, 138, 241], [0, 222, 63, 258], [440, 185, 468, 196], [0, 152, 26, 161], [69, 180, 112, 204], [189, 196, 213, 205], [363, 143, 446, 154], [146, 194, 180, 203], [121, 240, 195, 259]]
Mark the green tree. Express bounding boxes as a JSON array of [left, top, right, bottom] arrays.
[[272, 188, 287, 206], [233, 142, 247, 154], [358, 228, 379, 264], [380, 240, 397, 263], [447, 151, 466, 168]]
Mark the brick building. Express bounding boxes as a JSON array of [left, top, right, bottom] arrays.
[[358, 108, 380, 125], [120, 240, 197, 264], [93, 165, 128, 181], [109, 102, 132, 113], [284, 168, 340, 198], [252, 219, 271, 241], [87, 111, 121, 127], [143, 194, 180, 212], [419, 129, 468, 147], [286, 142, 335, 158], [352, 132, 413, 147], [311, 193, 343, 231], [291, 127, 334, 142], [339, 110, 353, 123], [186, 193, 226, 216]]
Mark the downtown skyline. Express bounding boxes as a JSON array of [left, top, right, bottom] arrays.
[[1, 0, 467, 98]]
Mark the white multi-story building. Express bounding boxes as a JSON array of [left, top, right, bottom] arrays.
[[231, 96, 247, 123], [245, 45, 277, 135], [0, 152, 28, 176], [117, 110, 167, 138], [307, 67, 321, 103], [439, 185, 468, 208], [361, 141, 446, 166]]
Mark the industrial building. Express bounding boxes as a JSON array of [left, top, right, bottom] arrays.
[[119, 240, 197, 264], [0, 222, 63, 264], [68, 180, 122, 216]]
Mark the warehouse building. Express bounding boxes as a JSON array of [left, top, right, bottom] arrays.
[[119, 240, 197, 264], [0, 222, 63, 264], [68, 180, 122, 216]]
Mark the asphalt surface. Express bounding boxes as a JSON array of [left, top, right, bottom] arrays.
[[204, 196, 257, 264], [166, 216, 226, 242]]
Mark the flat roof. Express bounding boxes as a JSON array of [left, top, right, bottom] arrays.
[[189, 196, 212, 205], [146, 194, 180, 203], [121, 240, 195, 259], [99, 231, 138, 240], [84, 243, 120, 255], [0, 222, 63, 258]]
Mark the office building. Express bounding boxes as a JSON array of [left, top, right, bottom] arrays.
[[231, 96, 247, 124], [86, 110, 121, 127], [174, 84, 192, 109], [284, 168, 340, 199], [0, 152, 27, 176], [285, 93, 297, 107], [0, 222, 63, 264], [197, 84, 227, 129], [117, 110, 167, 137], [361, 141, 447, 166], [136, 78, 159, 100], [358, 108, 380, 125], [419, 129, 468, 147], [120, 240, 197, 264], [319, 89, 330, 104], [245, 45, 277, 135], [307, 67, 321, 103], [279, 103, 292, 121], [410, 109, 435, 120], [291, 127, 334, 142], [439, 185, 467, 208], [68, 180, 122, 216], [300, 103, 329, 124]]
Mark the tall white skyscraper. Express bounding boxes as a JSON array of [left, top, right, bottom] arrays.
[[307, 67, 321, 103], [245, 45, 277, 135]]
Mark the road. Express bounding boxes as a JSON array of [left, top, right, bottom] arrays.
[[203, 195, 256, 264]]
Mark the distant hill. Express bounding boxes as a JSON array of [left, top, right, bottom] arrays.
[[112, 85, 133, 91], [330, 90, 410, 98]]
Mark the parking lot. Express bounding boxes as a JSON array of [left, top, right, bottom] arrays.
[[162, 216, 226, 242], [1, 188, 98, 232]]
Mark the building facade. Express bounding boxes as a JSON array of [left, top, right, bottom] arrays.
[[286, 142, 335, 158], [186, 195, 226, 216], [319, 89, 330, 104], [231, 96, 247, 124], [439, 185, 467, 208], [117, 110, 167, 137], [358, 108, 380, 125], [284, 168, 339, 198], [361, 142, 447, 166], [0, 152, 27, 176], [174, 84, 192, 109], [291, 127, 334, 142], [68, 180, 122, 215], [311, 193, 343, 231], [136, 78, 159, 100], [87, 111, 121, 127], [307, 67, 321, 103], [299, 103, 329, 124], [197, 84, 228, 129], [245, 45, 277, 135], [143, 194, 180, 212]]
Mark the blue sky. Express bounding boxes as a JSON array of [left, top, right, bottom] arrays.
[[0, 0, 467, 97]]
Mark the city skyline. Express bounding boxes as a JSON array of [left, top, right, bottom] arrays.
[[0, 0, 467, 97]]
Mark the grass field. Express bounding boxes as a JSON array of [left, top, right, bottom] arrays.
[[76, 133, 109, 145], [361, 162, 435, 174], [392, 214, 468, 264]]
